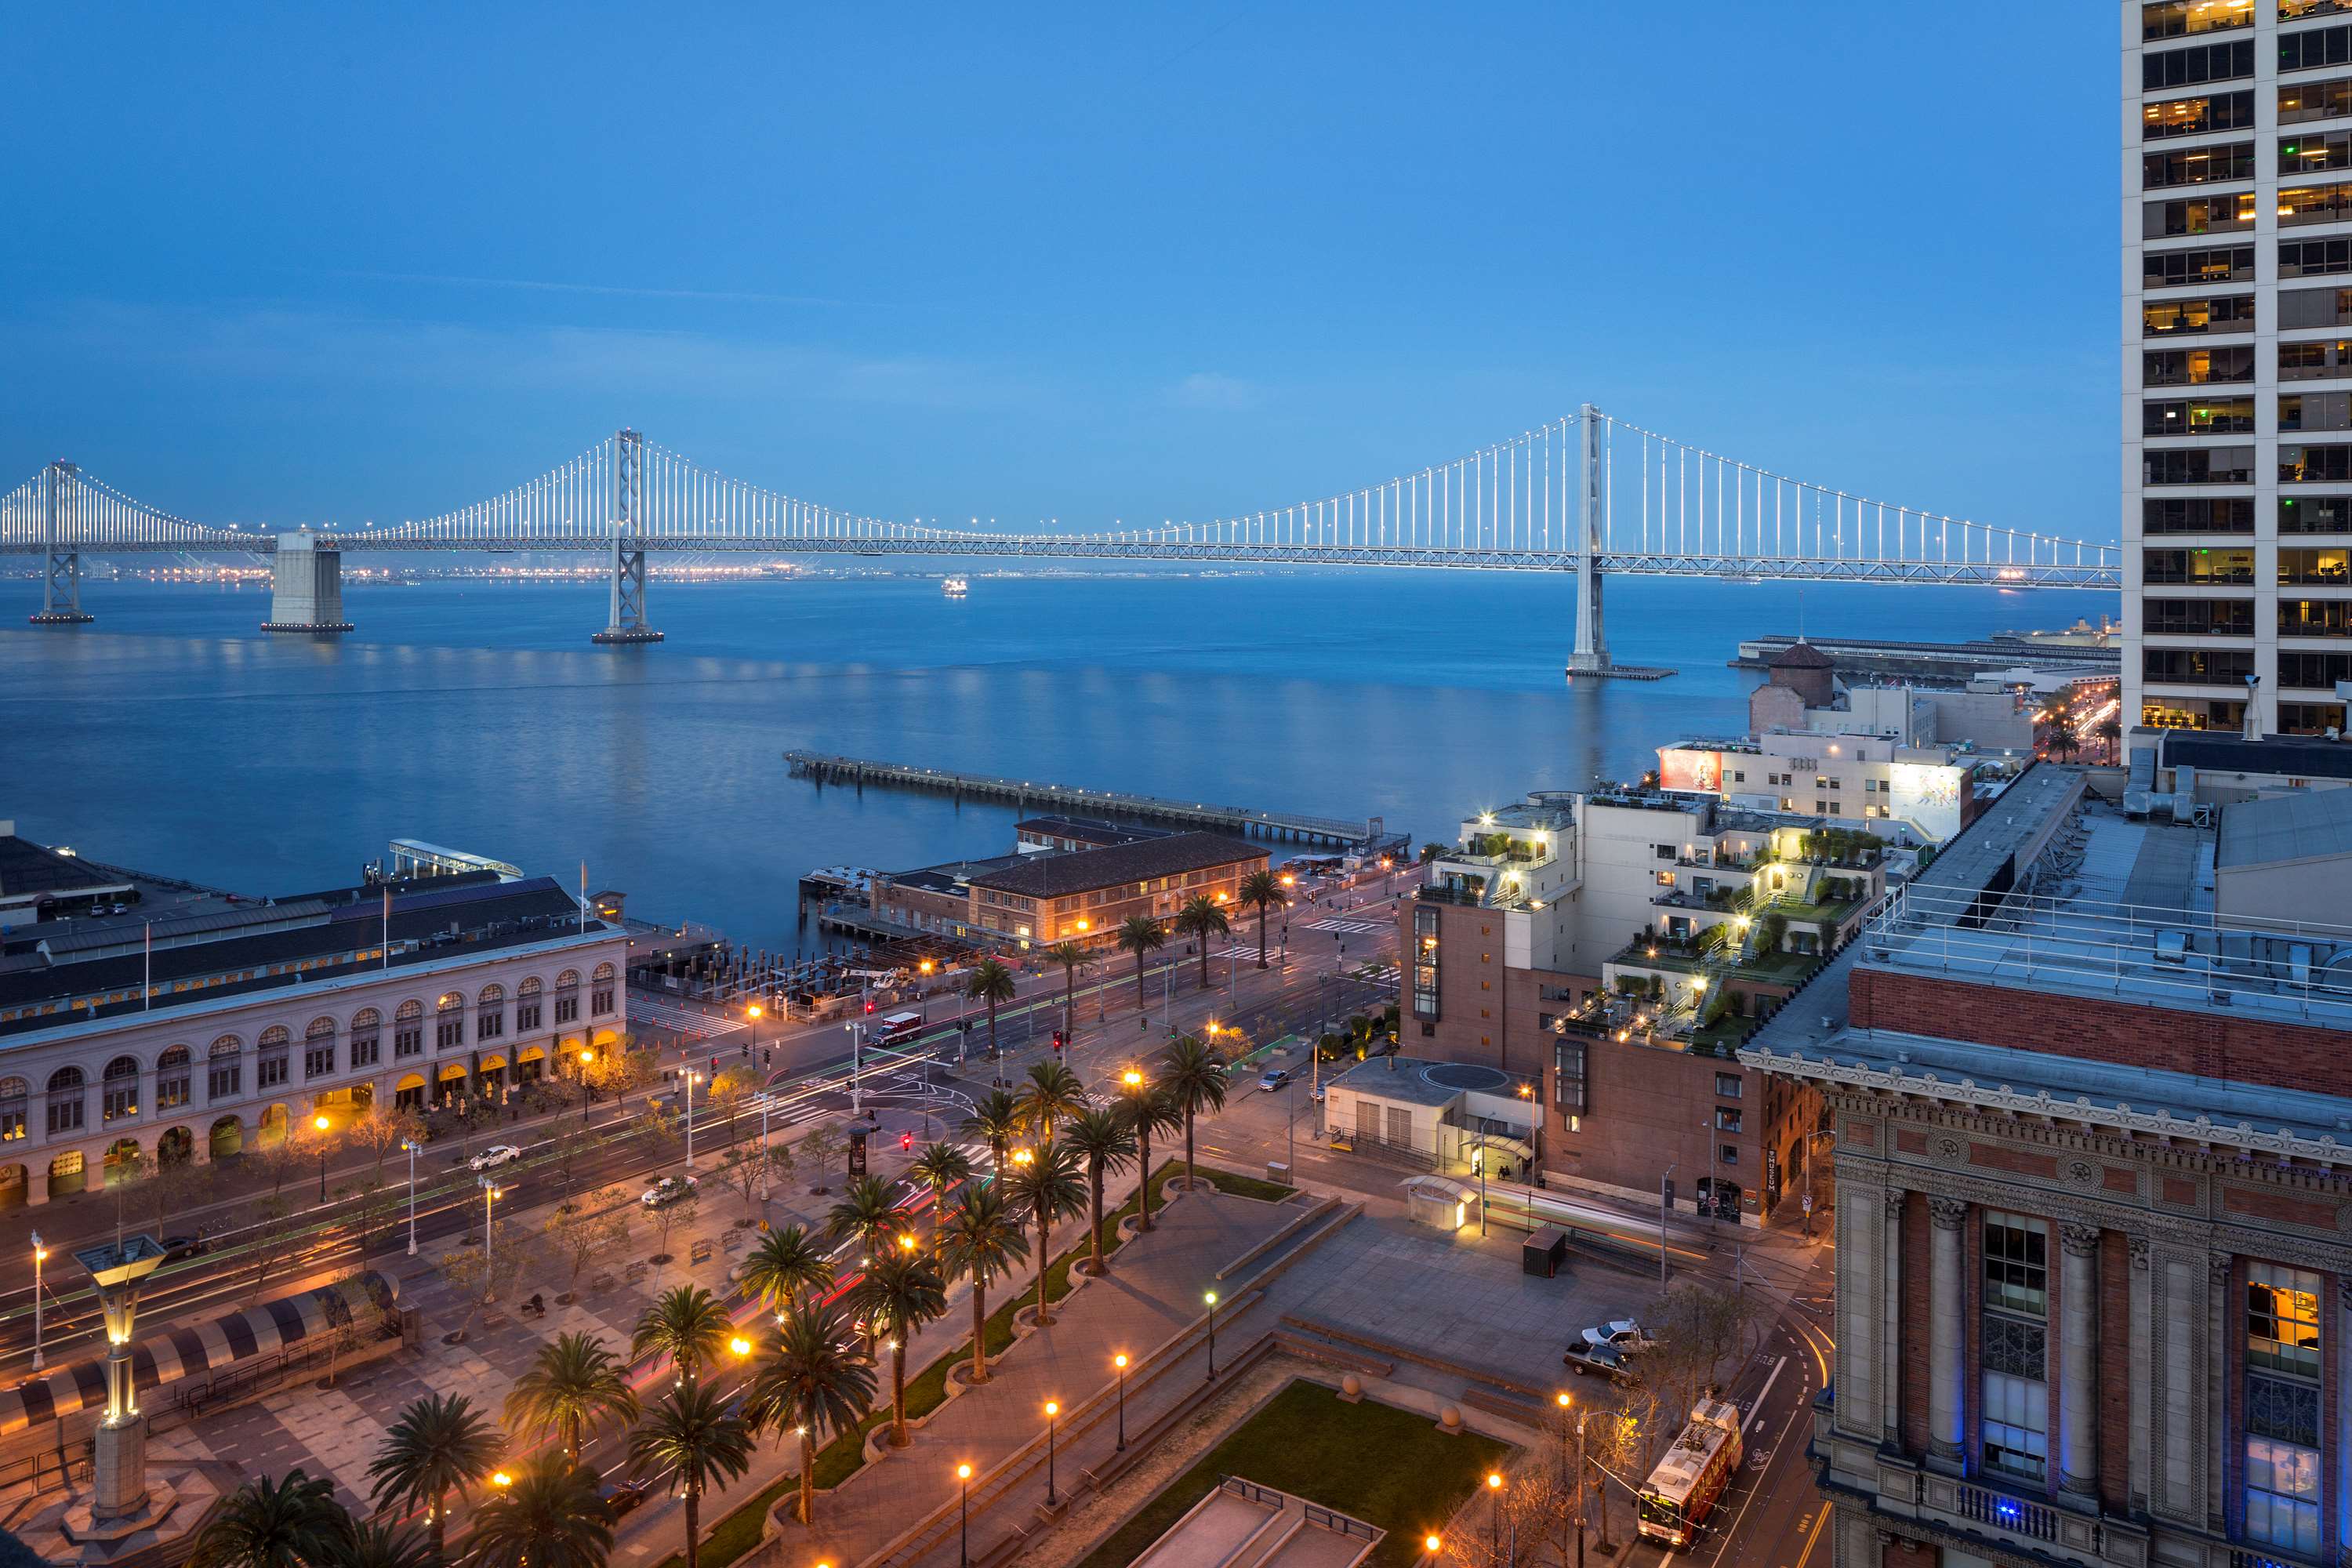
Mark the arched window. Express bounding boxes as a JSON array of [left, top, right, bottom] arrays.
[[157, 1047, 192, 1112], [518, 977, 543, 995], [102, 1057, 140, 1123], [208, 1036, 244, 1102], [46, 1066, 85, 1135], [592, 962, 616, 982], [0, 1076, 27, 1143], [393, 1000, 424, 1059], [516, 976, 544, 1032], [555, 970, 582, 1027], [590, 963, 616, 1019], [435, 992, 465, 1051], [475, 983, 506, 1040], [256, 1025, 291, 1090], [305, 1017, 338, 1081], [351, 1007, 383, 1069]]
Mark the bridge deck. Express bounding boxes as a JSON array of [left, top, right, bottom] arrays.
[[781, 750, 1371, 845]]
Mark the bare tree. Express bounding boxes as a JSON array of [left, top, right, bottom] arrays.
[[713, 1143, 767, 1220], [244, 1196, 307, 1305], [543, 1207, 630, 1300], [647, 1193, 698, 1268], [798, 1126, 843, 1195], [144, 1159, 216, 1240], [347, 1101, 425, 1184]]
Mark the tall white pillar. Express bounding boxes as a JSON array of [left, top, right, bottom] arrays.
[[1927, 1197, 1968, 1467], [2059, 1223, 2101, 1501]]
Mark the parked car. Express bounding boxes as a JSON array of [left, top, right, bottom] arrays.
[[1581, 1319, 1656, 1355], [468, 1144, 522, 1172], [1563, 1340, 1635, 1383], [1258, 1066, 1292, 1092], [599, 1478, 650, 1517], [641, 1174, 698, 1207], [160, 1233, 209, 1263]]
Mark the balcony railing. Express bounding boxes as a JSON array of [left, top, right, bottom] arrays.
[[1952, 1483, 2056, 1543]]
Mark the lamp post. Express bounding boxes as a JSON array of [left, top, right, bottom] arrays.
[[74, 1235, 168, 1534], [1486, 1472, 1502, 1562], [956, 1463, 971, 1567], [480, 1178, 500, 1265], [683, 1069, 701, 1170], [1044, 1400, 1060, 1507], [1113, 1353, 1130, 1451], [402, 1138, 420, 1255], [1660, 1163, 1677, 1292], [30, 1232, 45, 1370], [313, 1113, 332, 1203], [1203, 1290, 1219, 1381]]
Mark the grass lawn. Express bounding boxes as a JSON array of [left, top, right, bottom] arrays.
[[1076, 1380, 1511, 1568], [656, 1159, 1295, 1568]]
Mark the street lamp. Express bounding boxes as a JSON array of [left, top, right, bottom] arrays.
[[313, 1112, 332, 1203], [957, 1462, 972, 1566], [480, 1178, 501, 1265], [403, 1138, 420, 1255], [29, 1232, 45, 1370], [1113, 1353, 1130, 1450], [1044, 1400, 1060, 1507], [1660, 1162, 1678, 1292], [1486, 1472, 1503, 1561], [683, 1069, 702, 1170], [1203, 1290, 1219, 1381]]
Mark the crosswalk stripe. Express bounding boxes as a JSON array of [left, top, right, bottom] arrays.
[[628, 996, 748, 1036]]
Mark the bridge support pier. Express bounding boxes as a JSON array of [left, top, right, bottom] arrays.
[[29, 460, 93, 626], [260, 532, 354, 634], [1565, 403, 1609, 675], [592, 427, 663, 645]]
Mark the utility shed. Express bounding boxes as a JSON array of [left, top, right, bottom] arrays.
[[2215, 787, 2352, 931]]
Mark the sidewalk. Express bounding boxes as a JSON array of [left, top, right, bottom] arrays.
[[747, 1184, 1305, 1568]]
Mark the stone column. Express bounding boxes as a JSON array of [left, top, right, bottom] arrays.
[[2338, 1276, 2352, 1568], [1881, 1189, 1904, 1445], [1928, 1196, 1968, 1466], [2128, 1236, 2151, 1513], [2059, 1223, 2101, 1501], [1834, 1184, 1882, 1441]]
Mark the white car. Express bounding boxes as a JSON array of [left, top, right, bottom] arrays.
[[1581, 1319, 1655, 1355], [469, 1144, 522, 1171], [641, 1174, 698, 1207]]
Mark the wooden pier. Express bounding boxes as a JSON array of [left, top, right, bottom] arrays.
[[782, 750, 1377, 847]]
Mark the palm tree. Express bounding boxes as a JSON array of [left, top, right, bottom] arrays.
[[1043, 939, 1090, 1036], [935, 1184, 1029, 1384], [631, 1285, 732, 1388], [191, 1469, 352, 1568], [1116, 916, 1165, 1012], [463, 1457, 612, 1568], [1173, 894, 1230, 990], [1122, 1079, 1182, 1232], [1005, 1142, 1086, 1326], [740, 1223, 834, 1318], [1161, 1034, 1230, 1192], [907, 1143, 973, 1250], [959, 1087, 1022, 1172], [851, 1250, 949, 1446], [1014, 1059, 1086, 1149], [324, 1520, 440, 1568], [1238, 869, 1283, 969], [503, 1331, 639, 1464], [826, 1173, 903, 1260], [367, 1392, 497, 1558], [1062, 1105, 1138, 1273], [2045, 724, 2082, 764], [629, 1383, 755, 1568], [745, 1300, 877, 1529], [2096, 714, 2122, 763], [964, 956, 1017, 1059]]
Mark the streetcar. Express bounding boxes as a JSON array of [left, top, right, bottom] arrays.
[[1636, 1397, 1744, 1547]]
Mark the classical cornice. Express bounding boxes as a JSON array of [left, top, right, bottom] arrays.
[[1744, 1044, 2352, 1167]]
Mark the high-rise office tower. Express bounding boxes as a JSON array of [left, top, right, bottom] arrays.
[[2129, 0, 2352, 742]]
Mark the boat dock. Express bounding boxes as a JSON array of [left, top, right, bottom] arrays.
[[781, 750, 1379, 847], [1733, 633, 2119, 681]]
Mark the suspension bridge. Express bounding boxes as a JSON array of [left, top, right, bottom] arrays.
[[0, 405, 2119, 669]]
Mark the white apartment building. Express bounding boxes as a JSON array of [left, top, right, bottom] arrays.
[[1656, 731, 1991, 845], [2128, 0, 2352, 742]]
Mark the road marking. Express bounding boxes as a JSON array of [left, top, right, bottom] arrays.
[[1744, 1356, 1787, 1432], [1791, 1501, 1830, 1568]]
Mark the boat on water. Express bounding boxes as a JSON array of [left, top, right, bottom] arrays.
[[942, 575, 968, 597]]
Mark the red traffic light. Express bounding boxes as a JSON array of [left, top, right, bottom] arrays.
[[864, 1000, 876, 1014], [899, 1131, 913, 1152]]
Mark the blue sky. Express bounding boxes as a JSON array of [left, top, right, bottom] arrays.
[[1, 5, 2118, 539]]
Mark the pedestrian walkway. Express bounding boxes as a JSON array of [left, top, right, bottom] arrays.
[[630, 994, 749, 1036], [1302, 917, 1384, 936], [764, 1185, 1305, 1568]]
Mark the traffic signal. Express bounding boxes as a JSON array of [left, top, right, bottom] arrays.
[[1051, 1029, 1065, 1054], [899, 1131, 913, 1152], [864, 999, 876, 1014]]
